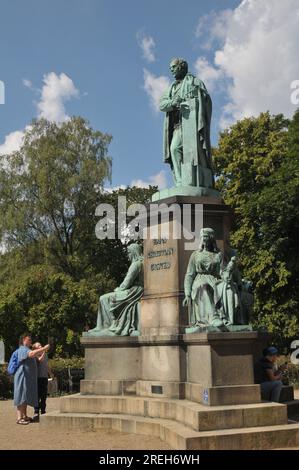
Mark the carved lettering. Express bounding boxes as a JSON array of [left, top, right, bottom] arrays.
[[151, 262, 171, 271], [153, 238, 167, 246], [147, 247, 174, 259]]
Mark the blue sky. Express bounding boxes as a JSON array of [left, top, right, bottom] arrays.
[[0, 0, 298, 189]]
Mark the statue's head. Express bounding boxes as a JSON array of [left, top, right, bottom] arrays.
[[169, 58, 188, 80], [199, 228, 218, 252], [127, 243, 143, 262]]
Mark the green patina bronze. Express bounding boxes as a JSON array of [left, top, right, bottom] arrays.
[[84, 243, 144, 337], [154, 58, 220, 200], [183, 228, 253, 332]]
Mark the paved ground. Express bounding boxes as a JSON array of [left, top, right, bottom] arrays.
[[1, 392, 298, 450], [0, 398, 170, 450]]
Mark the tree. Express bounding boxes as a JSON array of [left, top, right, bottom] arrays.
[[95, 185, 157, 284], [0, 117, 112, 279], [0, 264, 116, 357], [213, 111, 299, 346], [0, 117, 157, 355]]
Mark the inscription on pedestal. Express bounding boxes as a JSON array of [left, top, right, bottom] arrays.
[[144, 231, 178, 293], [144, 232, 179, 295], [151, 262, 171, 271], [149, 238, 174, 271]]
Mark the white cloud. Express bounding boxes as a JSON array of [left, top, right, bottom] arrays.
[[106, 170, 167, 192], [0, 129, 26, 155], [0, 72, 79, 156], [0, 125, 33, 168], [196, 9, 233, 50], [150, 170, 167, 189], [137, 32, 156, 63], [196, 0, 299, 127], [194, 57, 223, 92], [131, 170, 167, 189], [37, 72, 79, 122], [143, 68, 170, 112], [22, 78, 33, 89]]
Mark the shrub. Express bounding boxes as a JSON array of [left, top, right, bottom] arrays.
[[0, 365, 13, 399], [49, 357, 84, 395]]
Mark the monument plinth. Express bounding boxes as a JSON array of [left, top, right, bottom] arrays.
[[141, 194, 231, 337], [80, 191, 260, 403], [80, 331, 262, 405], [134, 193, 256, 402], [79, 190, 256, 404]]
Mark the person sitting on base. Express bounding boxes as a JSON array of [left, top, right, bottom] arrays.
[[254, 346, 286, 403]]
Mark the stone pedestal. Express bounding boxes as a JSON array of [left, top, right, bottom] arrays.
[[141, 195, 232, 337], [136, 194, 241, 403], [136, 330, 261, 405], [183, 332, 260, 405], [81, 331, 262, 406], [80, 195, 262, 407]]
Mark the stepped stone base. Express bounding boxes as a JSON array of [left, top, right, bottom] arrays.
[[45, 330, 299, 449], [80, 379, 260, 406], [185, 383, 261, 406], [57, 394, 288, 431], [41, 394, 299, 450], [82, 331, 262, 404], [81, 379, 137, 396]]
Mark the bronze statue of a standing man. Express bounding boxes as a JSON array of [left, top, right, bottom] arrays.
[[159, 58, 214, 189]]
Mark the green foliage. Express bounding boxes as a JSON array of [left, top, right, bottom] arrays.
[[95, 185, 156, 284], [0, 117, 112, 279], [0, 264, 116, 357], [0, 365, 13, 399], [49, 356, 84, 370], [214, 111, 299, 345], [49, 357, 84, 395], [277, 357, 299, 387], [0, 117, 156, 357]]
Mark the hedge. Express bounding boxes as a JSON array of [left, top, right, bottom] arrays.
[[0, 357, 85, 399]]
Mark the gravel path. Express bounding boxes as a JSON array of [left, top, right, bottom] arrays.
[[0, 397, 170, 450], [1, 392, 298, 450]]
